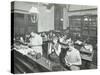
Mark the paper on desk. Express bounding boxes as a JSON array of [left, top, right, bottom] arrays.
[[17, 48, 34, 55], [75, 40, 83, 45]]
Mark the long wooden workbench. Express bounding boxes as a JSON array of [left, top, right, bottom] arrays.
[[12, 47, 67, 74]]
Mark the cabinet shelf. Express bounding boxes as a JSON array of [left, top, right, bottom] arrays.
[[69, 15, 97, 38]]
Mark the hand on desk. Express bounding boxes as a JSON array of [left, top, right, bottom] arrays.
[[66, 63, 72, 67]]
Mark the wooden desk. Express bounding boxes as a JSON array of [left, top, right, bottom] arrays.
[[80, 47, 94, 61], [73, 43, 94, 61], [80, 51, 94, 61]]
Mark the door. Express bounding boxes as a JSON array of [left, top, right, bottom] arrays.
[[54, 4, 63, 30]]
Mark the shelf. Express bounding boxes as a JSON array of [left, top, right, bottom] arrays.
[[69, 15, 97, 38], [70, 28, 81, 31]]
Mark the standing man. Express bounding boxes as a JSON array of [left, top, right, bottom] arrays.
[[28, 32, 43, 55], [64, 44, 82, 70]]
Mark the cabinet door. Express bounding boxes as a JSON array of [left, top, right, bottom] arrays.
[[69, 16, 82, 34]]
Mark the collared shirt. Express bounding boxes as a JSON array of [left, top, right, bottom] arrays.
[[65, 47, 82, 66]]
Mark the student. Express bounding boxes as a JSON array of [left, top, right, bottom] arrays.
[[48, 37, 61, 63], [59, 35, 71, 66], [28, 32, 43, 55], [80, 40, 93, 69], [64, 44, 82, 70]]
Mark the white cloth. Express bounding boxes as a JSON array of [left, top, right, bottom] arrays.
[[29, 34, 43, 55]]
